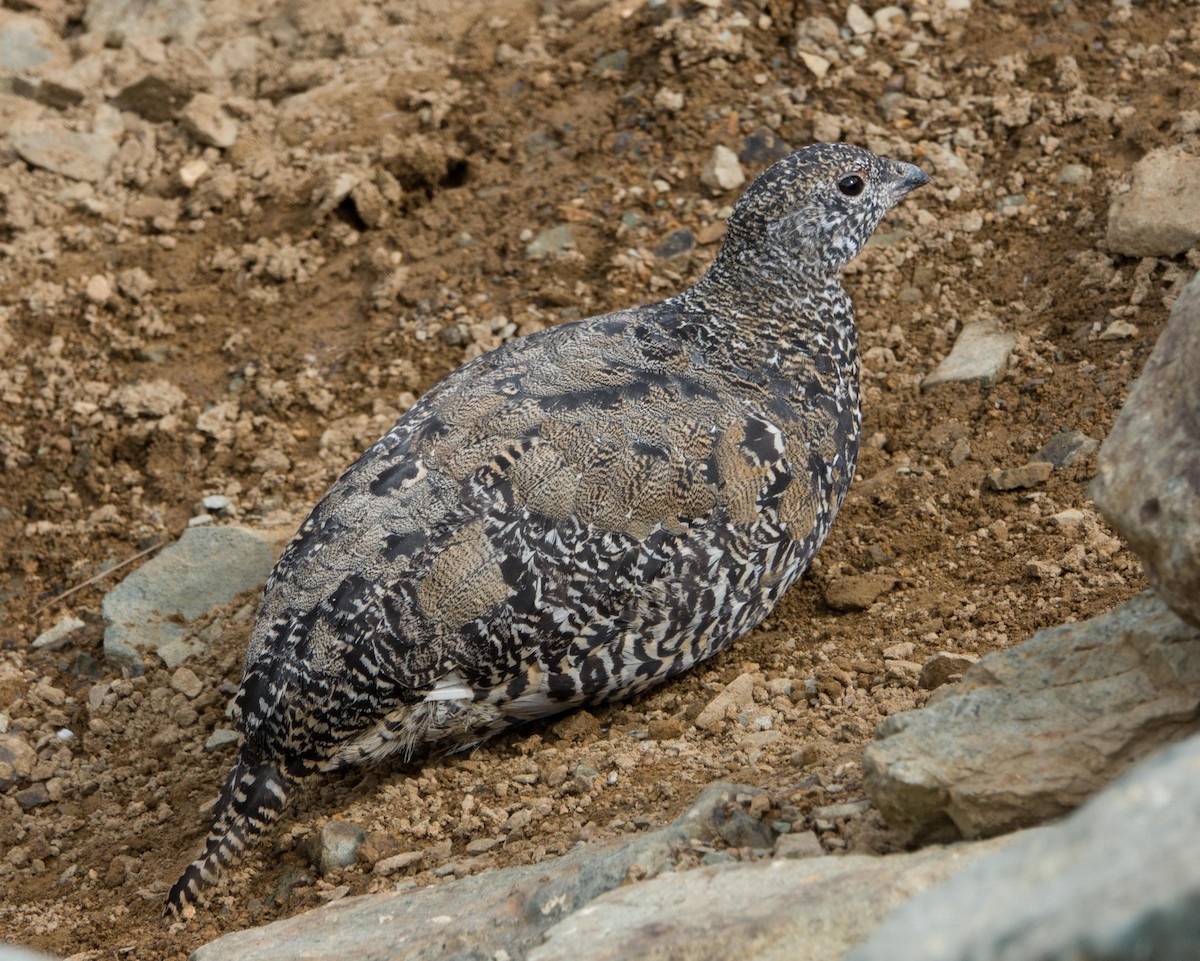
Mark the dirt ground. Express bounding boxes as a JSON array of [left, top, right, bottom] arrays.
[[1, 0, 1197, 956]]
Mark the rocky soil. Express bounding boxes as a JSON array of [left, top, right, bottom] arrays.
[[1, 0, 1198, 958]]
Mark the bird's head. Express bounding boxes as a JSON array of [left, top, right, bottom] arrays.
[[723, 142, 929, 277]]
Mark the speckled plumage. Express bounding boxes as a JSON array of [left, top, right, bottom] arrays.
[[166, 142, 928, 915]]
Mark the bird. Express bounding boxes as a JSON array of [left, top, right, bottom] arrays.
[[166, 141, 929, 915]]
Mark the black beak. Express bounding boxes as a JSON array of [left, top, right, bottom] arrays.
[[894, 161, 931, 194]]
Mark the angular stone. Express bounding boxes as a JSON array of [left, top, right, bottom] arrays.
[[302, 821, 366, 874], [1035, 429, 1098, 468], [694, 673, 757, 731], [1092, 272, 1200, 628], [921, 319, 1014, 389], [0, 11, 69, 73], [102, 526, 273, 669], [0, 732, 36, 791], [700, 145, 745, 192], [8, 125, 118, 183], [180, 93, 238, 148], [987, 461, 1052, 491], [864, 593, 1200, 841], [31, 615, 85, 651], [848, 734, 1200, 961], [84, 0, 205, 45], [774, 830, 824, 859], [918, 652, 978, 690], [1106, 148, 1200, 257], [192, 783, 757, 961], [14, 782, 50, 810], [525, 225, 576, 259], [824, 573, 896, 612]]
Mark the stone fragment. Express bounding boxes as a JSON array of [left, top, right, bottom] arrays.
[[918, 652, 978, 690], [700, 146, 745, 192], [302, 821, 366, 874], [9, 125, 118, 183], [180, 93, 238, 148], [525, 225, 576, 259], [170, 666, 203, 699], [714, 803, 774, 850], [848, 734, 1200, 961], [846, 3, 874, 35], [798, 52, 831, 79], [110, 380, 186, 418], [373, 851, 423, 876], [694, 673, 757, 731], [987, 461, 1052, 491], [921, 320, 1015, 389], [178, 158, 209, 189], [1034, 429, 1098, 468], [205, 729, 239, 750], [774, 831, 824, 859], [85, 275, 112, 304], [864, 592, 1200, 841], [15, 782, 50, 810], [824, 574, 896, 612], [102, 526, 273, 669], [84, 0, 205, 45], [0, 11, 69, 72], [10, 75, 85, 109], [192, 783, 760, 961], [1092, 272, 1200, 628], [1106, 148, 1200, 257], [0, 733, 36, 790], [739, 127, 793, 166], [31, 616, 84, 651]]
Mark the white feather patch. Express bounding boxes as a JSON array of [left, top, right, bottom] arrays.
[[423, 673, 474, 702]]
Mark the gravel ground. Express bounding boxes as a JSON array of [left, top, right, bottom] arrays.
[[1, 0, 1196, 956]]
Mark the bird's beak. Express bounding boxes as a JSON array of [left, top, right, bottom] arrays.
[[894, 161, 931, 195]]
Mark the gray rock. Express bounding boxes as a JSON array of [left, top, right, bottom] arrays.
[[701, 145, 746, 192], [1092, 272, 1200, 629], [987, 461, 1052, 491], [191, 782, 759, 961], [0, 11, 67, 72], [8, 124, 118, 183], [1106, 147, 1200, 257], [714, 806, 775, 849], [302, 821, 366, 874], [918, 651, 978, 690], [204, 728, 239, 750], [773, 831, 824, 859], [1035, 429, 1098, 468], [102, 526, 273, 670], [531, 836, 1015, 961], [864, 592, 1200, 841], [15, 782, 50, 810], [921, 319, 1015, 389], [0, 732, 36, 791], [32, 615, 85, 651], [525, 225, 576, 259], [10, 75, 85, 110], [1057, 163, 1092, 185], [847, 733, 1200, 961], [83, 0, 205, 45], [180, 93, 238, 148]]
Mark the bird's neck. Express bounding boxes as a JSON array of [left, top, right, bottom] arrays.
[[674, 238, 859, 381]]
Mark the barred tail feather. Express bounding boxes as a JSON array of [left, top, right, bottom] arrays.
[[164, 759, 295, 917]]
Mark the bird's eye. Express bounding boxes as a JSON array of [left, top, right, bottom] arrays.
[[837, 175, 865, 197]]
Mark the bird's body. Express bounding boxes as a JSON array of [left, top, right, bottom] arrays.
[[167, 142, 928, 915]]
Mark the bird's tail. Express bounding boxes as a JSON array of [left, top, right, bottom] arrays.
[[164, 757, 295, 917]]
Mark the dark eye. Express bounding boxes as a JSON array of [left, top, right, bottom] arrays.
[[838, 175, 865, 197]]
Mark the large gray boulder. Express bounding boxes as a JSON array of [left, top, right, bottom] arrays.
[[191, 783, 758, 961], [103, 526, 273, 670], [863, 592, 1200, 840], [847, 732, 1200, 961], [530, 837, 1013, 961], [1092, 271, 1200, 629]]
